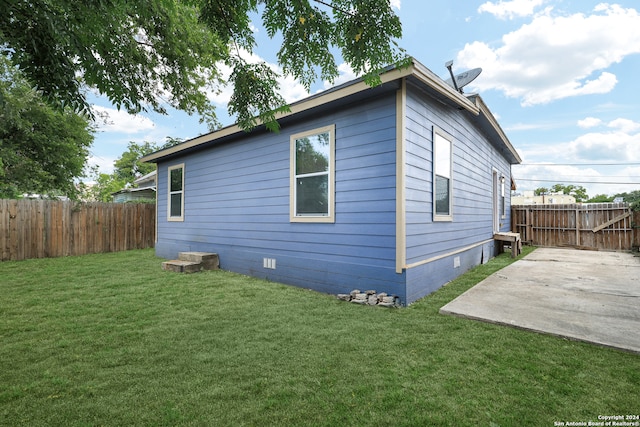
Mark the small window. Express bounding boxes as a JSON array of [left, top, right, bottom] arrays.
[[167, 163, 184, 221], [433, 128, 453, 221], [290, 125, 335, 223]]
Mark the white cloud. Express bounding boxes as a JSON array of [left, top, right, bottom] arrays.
[[518, 72, 617, 106], [578, 117, 603, 128], [478, 0, 545, 20], [91, 105, 155, 134], [513, 161, 640, 197], [458, 4, 640, 105], [505, 120, 562, 131], [320, 62, 360, 91], [86, 154, 118, 175], [607, 118, 640, 133], [206, 52, 366, 118], [390, 0, 401, 10], [568, 129, 640, 162], [512, 115, 640, 195], [517, 116, 639, 164], [513, 163, 597, 188]]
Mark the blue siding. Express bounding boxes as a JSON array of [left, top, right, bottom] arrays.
[[403, 81, 512, 303], [405, 241, 495, 303], [156, 88, 406, 301], [154, 78, 517, 306]]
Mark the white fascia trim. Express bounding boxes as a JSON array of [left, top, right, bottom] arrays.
[[472, 96, 522, 164], [411, 61, 480, 115], [140, 67, 415, 164]]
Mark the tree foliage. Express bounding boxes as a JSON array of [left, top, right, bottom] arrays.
[[1, 0, 408, 131], [533, 187, 549, 196], [80, 166, 128, 203], [82, 140, 180, 202], [113, 141, 160, 183], [586, 194, 613, 203], [534, 184, 588, 202], [0, 56, 93, 199], [611, 190, 640, 211]]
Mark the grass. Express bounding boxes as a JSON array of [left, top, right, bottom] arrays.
[[1, 247, 638, 426]]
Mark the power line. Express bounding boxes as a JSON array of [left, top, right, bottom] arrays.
[[518, 175, 640, 179], [515, 178, 638, 185], [516, 162, 640, 166]]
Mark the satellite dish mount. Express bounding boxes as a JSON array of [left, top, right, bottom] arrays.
[[444, 60, 482, 94]]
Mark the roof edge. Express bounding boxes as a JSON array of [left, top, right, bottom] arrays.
[[140, 65, 415, 163], [141, 58, 505, 164], [411, 60, 480, 115], [470, 94, 522, 164]]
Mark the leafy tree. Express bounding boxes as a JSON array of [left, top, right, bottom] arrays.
[[535, 184, 588, 202], [1, 0, 408, 131], [586, 194, 613, 203], [586, 190, 640, 210], [82, 139, 180, 202], [612, 190, 640, 211], [80, 166, 127, 202], [0, 56, 93, 199], [549, 184, 588, 202], [113, 141, 160, 183]]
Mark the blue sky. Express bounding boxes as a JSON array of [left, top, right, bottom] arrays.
[[88, 0, 640, 198]]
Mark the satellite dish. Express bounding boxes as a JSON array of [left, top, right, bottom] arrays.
[[444, 60, 482, 93]]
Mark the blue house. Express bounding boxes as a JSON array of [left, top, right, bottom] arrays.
[[141, 58, 521, 305]]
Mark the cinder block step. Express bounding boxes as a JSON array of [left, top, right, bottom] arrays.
[[178, 252, 219, 270], [162, 260, 203, 274]]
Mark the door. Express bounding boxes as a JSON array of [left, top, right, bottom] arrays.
[[492, 169, 500, 233]]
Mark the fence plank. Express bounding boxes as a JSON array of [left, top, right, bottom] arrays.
[[0, 200, 155, 261], [633, 211, 640, 249], [0, 201, 6, 260], [9, 200, 19, 260], [512, 203, 635, 251]]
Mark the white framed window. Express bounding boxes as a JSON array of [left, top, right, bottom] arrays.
[[167, 163, 185, 221], [433, 127, 453, 221], [290, 125, 335, 223]]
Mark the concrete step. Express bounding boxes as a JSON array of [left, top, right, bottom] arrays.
[[162, 260, 203, 274], [178, 252, 219, 270]]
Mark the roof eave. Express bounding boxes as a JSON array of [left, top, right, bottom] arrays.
[[411, 60, 480, 115], [140, 58, 514, 164], [468, 94, 522, 164], [140, 65, 417, 164]]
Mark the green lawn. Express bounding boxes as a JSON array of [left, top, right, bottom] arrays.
[[1, 248, 638, 426]]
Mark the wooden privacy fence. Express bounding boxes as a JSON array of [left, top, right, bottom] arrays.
[[0, 199, 155, 261], [512, 203, 639, 251]]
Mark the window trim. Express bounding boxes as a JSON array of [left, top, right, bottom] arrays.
[[500, 175, 507, 219], [167, 163, 185, 222], [432, 127, 453, 222], [290, 124, 335, 223]]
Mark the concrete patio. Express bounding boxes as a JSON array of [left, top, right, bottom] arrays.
[[440, 247, 640, 354]]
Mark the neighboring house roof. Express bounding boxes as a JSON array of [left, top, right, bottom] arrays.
[[140, 57, 521, 165], [111, 186, 156, 196], [111, 186, 156, 203], [112, 170, 157, 197], [134, 170, 157, 188]]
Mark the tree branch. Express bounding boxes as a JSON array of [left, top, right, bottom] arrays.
[[312, 0, 355, 16], [135, 39, 154, 48]]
